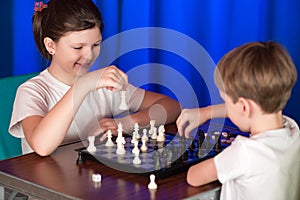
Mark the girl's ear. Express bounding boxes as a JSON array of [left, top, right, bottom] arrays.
[[44, 37, 56, 55]]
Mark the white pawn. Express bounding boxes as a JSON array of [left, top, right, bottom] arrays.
[[132, 140, 139, 154], [105, 130, 115, 147], [119, 90, 129, 110], [142, 129, 148, 141], [87, 136, 96, 152], [140, 138, 148, 152], [133, 150, 141, 165], [156, 125, 165, 142], [148, 174, 157, 190], [149, 120, 156, 135], [151, 127, 157, 140]]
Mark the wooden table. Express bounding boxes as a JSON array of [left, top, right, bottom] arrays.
[[0, 140, 221, 200]]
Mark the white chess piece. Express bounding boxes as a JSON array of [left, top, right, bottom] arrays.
[[105, 130, 114, 147], [119, 90, 128, 110], [132, 140, 139, 154], [133, 123, 141, 139], [116, 125, 126, 155], [151, 127, 157, 140], [149, 120, 156, 135], [87, 136, 96, 152], [148, 174, 157, 190], [140, 138, 148, 152], [133, 150, 141, 165], [142, 129, 148, 141], [117, 123, 123, 134], [116, 123, 124, 142], [156, 125, 165, 142], [131, 132, 138, 144], [116, 136, 126, 155]]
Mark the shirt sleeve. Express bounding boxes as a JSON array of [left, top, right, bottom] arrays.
[[214, 136, 250, 183], [126, 84, 145, 112], [9, 82, 48, 138]]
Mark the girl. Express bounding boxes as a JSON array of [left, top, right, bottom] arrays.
[[9, 0, 180, 156]]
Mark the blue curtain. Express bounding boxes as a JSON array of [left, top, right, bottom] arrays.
[[1, 0, 299, 124]]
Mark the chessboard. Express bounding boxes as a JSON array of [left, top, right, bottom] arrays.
[[75, 121, 249, 179]]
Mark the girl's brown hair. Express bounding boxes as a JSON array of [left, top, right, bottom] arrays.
[[32, 0, 103, 60], [214, 41, 297, 113]]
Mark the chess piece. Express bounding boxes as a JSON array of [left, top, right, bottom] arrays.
[[181, 150, 189, 162], [87, 136, 96, 152], [117, 123, 123, 135], [149, 120, 156, 135], [116, 137, 126, 155], [197, 129, 205, 148], [140, 138, 148, 152], [119, 90, 128, 110], [76, 151, 84, 164], [151, 127, 157, 140], [156, 125, 165, 142], [148, 174, 158, 190], [133, 123, 141, 139], [142, 129, 148, 141], [131, 132, 138, 144], [116, 129, 126, 155], [152, 147, 161, 170], [166, 149, 173, 167], [116, 123, 124, 144], [213, 132, 222, 152], [132, 140, 139, 154], [105, 130, 115, 147], [133, 150, 141, 165]]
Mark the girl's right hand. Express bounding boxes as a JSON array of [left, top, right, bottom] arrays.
[[84, 65, 128, 92]]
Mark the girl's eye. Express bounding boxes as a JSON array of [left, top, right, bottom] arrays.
[[74, 47, 82, 50], [93, 43, 100, 47]]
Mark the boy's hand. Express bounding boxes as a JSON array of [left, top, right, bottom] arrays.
[[176, 108, 205, 138]]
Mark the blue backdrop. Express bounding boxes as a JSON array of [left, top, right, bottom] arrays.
[[1, 0, 299, 125]]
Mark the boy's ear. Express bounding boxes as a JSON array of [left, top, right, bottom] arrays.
[[238, 97, 251, 118], [44, 37, 56, 55]]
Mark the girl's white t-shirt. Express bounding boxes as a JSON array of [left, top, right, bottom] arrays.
[[9, 69, 145, 154]]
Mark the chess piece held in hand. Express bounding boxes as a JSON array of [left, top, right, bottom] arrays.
[[119, 90, 129, 110]]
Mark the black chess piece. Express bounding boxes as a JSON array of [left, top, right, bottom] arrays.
[[188, 137, 196, 150], [152, 146, 161, 170], [166, 149, 173, 168], [76, 151, 85, 165], [197, 129, 205, 148], [169, 140, 175, 153], [181, 150, 189, 162], [213, 134, 222, 152], [179, 136, 186, 155]]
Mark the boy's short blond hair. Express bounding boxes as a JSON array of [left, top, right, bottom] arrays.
[[214, 41, 297, 113]]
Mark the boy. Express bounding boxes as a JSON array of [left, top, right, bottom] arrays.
[[177, 41, 300, 199]]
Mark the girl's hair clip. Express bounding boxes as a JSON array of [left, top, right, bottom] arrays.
[[34, 1, 48, 12]]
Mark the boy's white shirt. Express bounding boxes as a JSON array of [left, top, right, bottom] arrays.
[[214, 115, 300, 200], [9, 69, 145, 154]]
